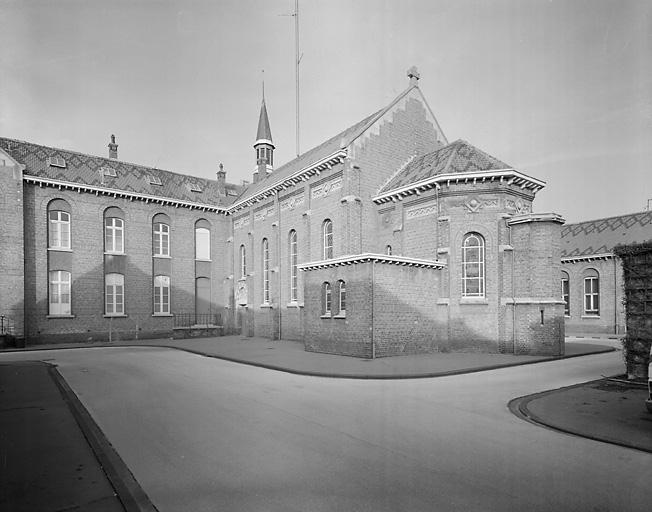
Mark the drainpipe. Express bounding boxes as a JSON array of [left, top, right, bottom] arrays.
[[613, 256, 618, 335], [276, 198, 282, 341], [371, 260, 376, 359], [507, 220, 516, 352]]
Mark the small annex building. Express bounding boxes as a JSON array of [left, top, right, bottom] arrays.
[[0, 69, 567, 356]]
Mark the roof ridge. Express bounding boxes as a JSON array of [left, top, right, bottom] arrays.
[[562, 209, 652, 229]]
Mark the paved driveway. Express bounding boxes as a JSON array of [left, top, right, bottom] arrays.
[[2, 347, 649, 511]]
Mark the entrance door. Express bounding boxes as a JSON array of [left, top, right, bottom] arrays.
[[195, 277, 211, 324]]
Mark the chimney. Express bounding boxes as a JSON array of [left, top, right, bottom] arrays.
[[216, 162, 226, 195], [108, 134, 118, 159]]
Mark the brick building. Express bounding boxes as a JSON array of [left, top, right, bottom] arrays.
[[1, 69, 575, 356]]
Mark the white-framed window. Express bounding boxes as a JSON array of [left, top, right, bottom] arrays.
[[195, 227, 210, 260], [49, 270, 71, 315], [105, 217, 124, 253], [153, 275, 170, 314], [462, 232, 485, 297], [584, 272, 600, 315], [153, 222, 170, 257], [323, 219, 333, 259], [240, 244, 247, 279], [322, 282, 332, 315], [337, 280, 346, 315], [386, 245, 392, 256], [105, 273, 125, 315], [289, 230, 298, 302], [262, 238, 270, 303], [48, 211, 71, 249], [561, 272, 570, 316]]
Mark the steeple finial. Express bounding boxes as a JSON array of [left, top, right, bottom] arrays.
[[262, 69, 265, 102], [407, 66, 420, 85]]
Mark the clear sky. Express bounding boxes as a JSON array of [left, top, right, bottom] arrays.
[[1, 0, 650, 222]]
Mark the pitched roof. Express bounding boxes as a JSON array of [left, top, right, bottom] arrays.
[[561, 210, 652, 258], [0, 137, 242, 207], [255, 99, 273, 145], [378, 139, 512, 194]]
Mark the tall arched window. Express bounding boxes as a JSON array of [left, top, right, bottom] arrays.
[[153, 275, 170, 314], [49, 270, 71, 315], [105, 273, 125, 315], [462, 232, 485, 297], [322, 219, 333, 259], [104, 207, 125, 254], [289, 230, 298, 302], [240, 244, 247, 279], [262, 238, 270, 303], [583, 269, 600, 315], [153, 213, 170, 257], [561, 270, 570, 316], [337, 280, 346, 316], [322, 282, 332, 315], [48, 199, 71, 250], [195, 219, 211, 260]]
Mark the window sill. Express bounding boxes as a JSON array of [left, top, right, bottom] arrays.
[[46, 314, 75, 319], [195, 258, 212, 262], [48, 247, 72, 252], [286, 302, 303, 308], [333, 313, 346, 319], [260, 303, 273, 309], [152, 313, 173, 317], [320, 313, 332, 319], [104, 251, 125, 256], [153, 255, 171, 259], [459, 297, 489, 305], [581, 314, 601, 319], [103, 314, 128, 318]]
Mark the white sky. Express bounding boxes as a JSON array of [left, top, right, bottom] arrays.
[[1, 0, 650, 222]]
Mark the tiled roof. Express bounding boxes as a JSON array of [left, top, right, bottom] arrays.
[[378, 139, 512, 194], [255, 99, 273, 144], [0, 137, 242, 207], [561, 210, 652, 258], [236, 109, 382, 202]]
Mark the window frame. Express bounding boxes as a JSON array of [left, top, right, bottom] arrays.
[[105, 273, 125, 316], [48, 270, 71, 316], [322, 219, 333, 260], [104, 217, 124, 254], [195, 226, 211, 260], [48, 210, 71, 250], [239, 244, 247, 280], [262, 238, 270, 304], [461, 232, 485, 298], [337, 280, 346, 317], [153, 275, 170, 315], [153, 222, 170, 257], [289, 230, 298, 302], [322, 282, 332, 316], [583, 273, 600, 316], [561, 273, 570, 316]]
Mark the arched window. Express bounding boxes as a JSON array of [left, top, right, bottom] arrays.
[[337, 280, 346, 316], [48, 199, 71, 250], [322, 282, 332, 316], [240, 244, 247, 279], [105, 273, 125, 315], [49, 270, 71, 316], [104, 207, 125, 254], [386, 245, 392, 256], [153, 213, 170, 257], [561, 270, 570, 316], [153, 275, 170, 314], [322, 219, 333, 259], [289, 230, 298, 302], [583, 269, 600, 315], [462, 232, 485, 297], [262, 238, 270, 303], [195, 219, 211, 260]]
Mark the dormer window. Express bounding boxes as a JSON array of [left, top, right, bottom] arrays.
[[147, 175, 162, 185], [188, 182, 203, 193], [48, 156, 67, 168], [101, 167, 117, 177]]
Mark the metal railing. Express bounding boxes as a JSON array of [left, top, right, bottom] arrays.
[[174, 313, 222, 328]]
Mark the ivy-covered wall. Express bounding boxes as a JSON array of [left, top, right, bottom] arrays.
[[614, 241, 652, 380]]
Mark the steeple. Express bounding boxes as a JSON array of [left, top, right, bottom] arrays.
[[253, 90, 275, 183]]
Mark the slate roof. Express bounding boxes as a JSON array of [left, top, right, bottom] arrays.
[[255, 99, 273, 144], [378, 139, 512, 194], [236, 109, 382, 202], [561, 210, 652, 258], [0, 137, 242, 207]]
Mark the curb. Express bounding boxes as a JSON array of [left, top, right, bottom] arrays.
[[2, 343, 616, 380], [508, 380, 652, 454], [48, 364, 159, 512]]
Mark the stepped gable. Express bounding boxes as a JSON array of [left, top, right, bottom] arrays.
[[378, 139, 512, 194], [561, 210, 652, 258], [0, 137, 241, 207]]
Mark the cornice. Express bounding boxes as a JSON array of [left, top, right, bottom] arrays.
[[298, 253, 446, 271]]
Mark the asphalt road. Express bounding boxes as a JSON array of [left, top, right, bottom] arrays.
[[2, 347, 649, 511]]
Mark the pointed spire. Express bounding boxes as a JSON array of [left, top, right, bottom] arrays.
[[255, 98, 274, 146]]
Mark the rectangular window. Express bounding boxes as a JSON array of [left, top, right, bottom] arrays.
[[195, 228, 210, 260], [584, 277, 599, 315], [562, 278, 570, 316], [49, 270, 71, 315], [153, 223, 170, 256], [262, 240, 270, 303], [154, 275, 170, 314], [105, 218, 124, 253], [289, 231, 298, 302], [49, 211, 70, 249], [324, 284, 332, 314], [105, 273, 125, 315]]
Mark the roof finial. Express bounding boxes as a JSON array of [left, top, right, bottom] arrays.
[[407, 66, 420, 85], [262, 69, 265, 102]]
